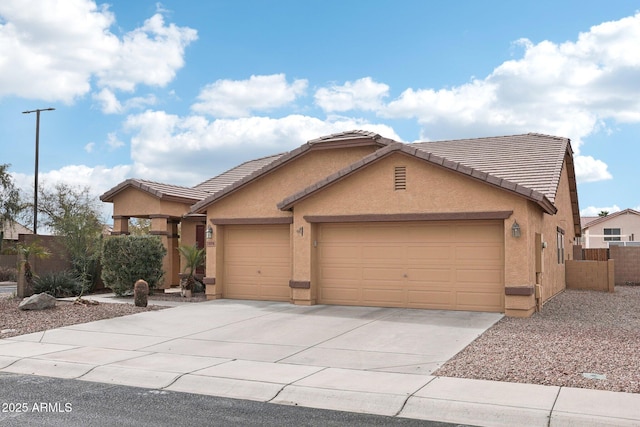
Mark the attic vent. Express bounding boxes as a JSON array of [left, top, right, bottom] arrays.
[[394, 166, 407, 190]]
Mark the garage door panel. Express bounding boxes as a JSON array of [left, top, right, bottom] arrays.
[[261, 248, 290, 260], [406, 245, 453, 261], [455, 224, 503, 241], [319, 287, 360, 303], [321, 265, 361, 280], [318, 221, 504, 312], [223, 225, 291, 302], [359, 226, 407, 243], [225, 245, 262, 259], [456, 245, 503, 262], [362, 267, 404, 281], [362, 245, 404, 261], [362, 288, 405, 305], [259, 284, 291, 299], [407, 290, 454, 309], [319, 245, 361, 261], [456, 269, 502, 284], [407, 225, 453, 242], [456, 292, 503, 312], [320, 225, 361, 241], [407, 267, 453, 283]]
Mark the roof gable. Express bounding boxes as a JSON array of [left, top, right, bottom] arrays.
[[190, 130, 392, 213], [278, 141, 558, 214], [100, 179, 208, 204]]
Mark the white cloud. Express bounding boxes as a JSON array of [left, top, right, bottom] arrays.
[[96, 13, 197, 92], [123, 110, 401, 185], [0, 0, 196, 103], [93, 88, 122, 114], [84, 142, 95, 153], [377, 12, 640, 183], [580, 205, 621, 216], [315, 77, 389, 112], [573, 155, 613, 183], [191, 74, 308, 118], [93, 88, 157, 114], [11, 164, 132, 221], [106, 132, 125, 150]]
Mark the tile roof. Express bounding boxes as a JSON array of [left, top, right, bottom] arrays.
[[412, 133, 569, 203], [101, 130, 580, 235], [100, 154, 284, 204], [580, 209, 640, 229], [193, 154, 284, 194], [581, 216, 599, 228], [100, 179, 209, 204], [278, 140, 560, 215]]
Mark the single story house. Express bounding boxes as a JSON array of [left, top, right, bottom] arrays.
[[101, 130, 581, 317], [580, 209, 640, 248]]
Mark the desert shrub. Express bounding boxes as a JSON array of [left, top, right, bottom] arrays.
[[101, 235, 166, 296], [33, 270, 84, 297], [0, 266, 17, 281]]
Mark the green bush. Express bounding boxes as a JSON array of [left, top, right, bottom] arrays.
[[33, 270, 84, 297], [0, 266, 17, 281], [101, 235, 166, 296]]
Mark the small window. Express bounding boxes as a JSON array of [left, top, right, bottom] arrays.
[[557, 227, 565, 264], [394, 166, 407, 190], [604, 228, 621, 241]]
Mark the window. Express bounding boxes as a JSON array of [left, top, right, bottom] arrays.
[[394, 166, 406, 190], [557, 227, 565, 264], [604, 228, 621, 241]]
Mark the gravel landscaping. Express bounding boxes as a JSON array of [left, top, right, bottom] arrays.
[[1, 285, 638, 394], [435, 286, 640, 393]]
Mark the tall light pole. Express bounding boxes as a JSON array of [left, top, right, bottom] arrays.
[[22, 108, 55, 235]]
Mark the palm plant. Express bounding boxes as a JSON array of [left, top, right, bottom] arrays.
[[177, 244, 205, 291], [10, 241, 51, 294]]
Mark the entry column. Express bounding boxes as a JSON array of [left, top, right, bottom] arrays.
[[150, 215, 180, 288]]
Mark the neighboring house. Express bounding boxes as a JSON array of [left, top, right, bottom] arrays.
[[101, 131, 581, 317], [1, 221, 32, 248], [580, 209, 640, 248]]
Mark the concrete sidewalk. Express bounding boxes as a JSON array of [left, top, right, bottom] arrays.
[[0, 300, 638, 426]]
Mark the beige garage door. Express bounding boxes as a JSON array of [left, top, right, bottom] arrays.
[[317, 221, 504, 312], [223, 224, 291, 301]]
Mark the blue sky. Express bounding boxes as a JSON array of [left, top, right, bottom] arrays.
[[2, 0, 639, 221]]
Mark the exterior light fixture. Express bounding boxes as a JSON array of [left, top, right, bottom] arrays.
[[511, 220, 521, 238], [205, 226, 213, 240]]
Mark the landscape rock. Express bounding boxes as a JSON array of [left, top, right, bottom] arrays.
[[18, 293, 57, 311]]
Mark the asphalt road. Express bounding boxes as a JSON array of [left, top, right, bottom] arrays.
[[0, 373, 474, 427]]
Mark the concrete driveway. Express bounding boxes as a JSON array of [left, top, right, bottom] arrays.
[[0, 300, 501, 418]]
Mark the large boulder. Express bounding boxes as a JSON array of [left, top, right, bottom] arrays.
[[19, 293, 57, 311]]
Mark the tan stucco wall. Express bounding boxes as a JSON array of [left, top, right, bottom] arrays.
[[204, 146, 378, 291], [290, 153, 534, 301], [536, 163, 576, 304], [111, 189, 191, 219], [202, 147, 579, 316], [583, 212, 640, 248]]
